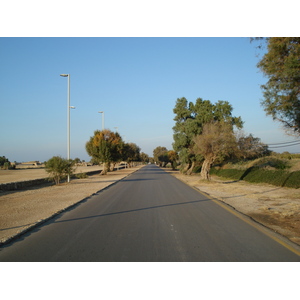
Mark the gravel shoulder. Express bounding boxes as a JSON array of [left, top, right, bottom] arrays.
[[0, 165, 143, 245], [165, 168, 300, 246]]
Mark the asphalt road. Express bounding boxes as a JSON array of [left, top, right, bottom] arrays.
[[0, 164, 299, 262]]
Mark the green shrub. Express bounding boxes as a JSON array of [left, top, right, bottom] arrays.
[[45, 156, 76, 185], [0, 156, 11, 169], [283, 171, 300, 188], [210, 167, 300, 188], [3, 161, 11, 170], [192, 165, 202, 173], [210, 168, 244, 180], [242, 168, 288, 186]]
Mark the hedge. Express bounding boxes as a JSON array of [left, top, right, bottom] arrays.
[[210, 167, 300, 188]]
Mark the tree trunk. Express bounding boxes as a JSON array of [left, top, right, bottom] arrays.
[[200, 157, 214, 180], [110, 163, 116, 171], [181, 162, 190, 174], [186, 161, 195, 175], [100, 162, 109, 175]]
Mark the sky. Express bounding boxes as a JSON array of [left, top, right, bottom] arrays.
[[1, 37, 300, 162]]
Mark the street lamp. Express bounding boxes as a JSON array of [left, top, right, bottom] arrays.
[[60, 74, 75, 182], [98, 111, 104, 130]]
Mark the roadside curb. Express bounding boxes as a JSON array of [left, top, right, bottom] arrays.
[[0, 166, 144, 247]]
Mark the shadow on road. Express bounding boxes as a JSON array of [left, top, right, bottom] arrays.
[[53, 199, 211, 224]]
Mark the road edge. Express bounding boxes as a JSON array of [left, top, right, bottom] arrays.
[[0, 165, 145, 248], [162, 167, 300, 257]]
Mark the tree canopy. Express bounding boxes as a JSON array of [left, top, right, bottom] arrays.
[[256, 37, 300, 136], [173, 97, 243, 174], [85, 129, 141, 174], [193, 122, 237, 180], [153, 146, 169, 167], [123, 142, 141, 167], [85, 129, 124, 175]]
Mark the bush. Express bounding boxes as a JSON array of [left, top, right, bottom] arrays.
[[248, 156, 290, 170], [242, 167, 288, 186], [210, 168, 244, 180], [210, 167, 300, 188], [3, 161, 11, 170], [45, 156, 76, 185], [0, 156, 11, 169], [283, 171, 300, 188]]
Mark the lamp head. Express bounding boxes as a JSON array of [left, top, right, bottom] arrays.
[[60, 74, 69, 77]]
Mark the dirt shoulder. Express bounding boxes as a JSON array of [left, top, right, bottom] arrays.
[[0, 165, 143, 245], [0, 165, 105, 184], [164, 168, 300, 246]]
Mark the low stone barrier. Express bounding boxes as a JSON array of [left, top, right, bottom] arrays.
[[0, 178, 49, 191]]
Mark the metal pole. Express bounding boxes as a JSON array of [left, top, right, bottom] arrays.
[[102, 111, 105, 130], [61, 73, 74, 183], [99, 111, 104, 130], [67, 74, 70, 182]]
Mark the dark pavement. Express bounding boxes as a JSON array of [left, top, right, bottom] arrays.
[[0, 164, 299, 261]]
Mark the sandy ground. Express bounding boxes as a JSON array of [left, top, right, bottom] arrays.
[[0, 165, 106, 184], [0, 165, 143, 245], [0, 165, 299, 248], [165, 168, 300, 246]]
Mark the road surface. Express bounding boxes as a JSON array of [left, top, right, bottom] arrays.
[[0, 164, 299, 261]]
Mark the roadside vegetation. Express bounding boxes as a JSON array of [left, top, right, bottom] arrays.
[[210, 156, 300, 188], [85, 129, 149, 175], [0, 156, 13, 170], [154, 38, 300, 189], [45, 156, 76, 185]]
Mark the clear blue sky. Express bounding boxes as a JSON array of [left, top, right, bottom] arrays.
[[1, 37, 299, 162]]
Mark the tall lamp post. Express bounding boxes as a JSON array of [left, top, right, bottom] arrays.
[[60, 73, 75, 182], [98, 111, 104, 130]]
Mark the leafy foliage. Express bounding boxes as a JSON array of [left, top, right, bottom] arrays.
[[140, 152, 150, 163], [193, 122, 238, 180], [123, 143, 141, 167], [236, 132, 271, 160], [168, 150, 178, 170], [45, 156, 75, 185], [0, 156, 11, 169], [173, 97, 243, 175], [85, 129, 123, 174], [86, 129, 141, 173], [210, 157, 300, 188], [257, 37, 300, 135], [153, 146, 169, 167]]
